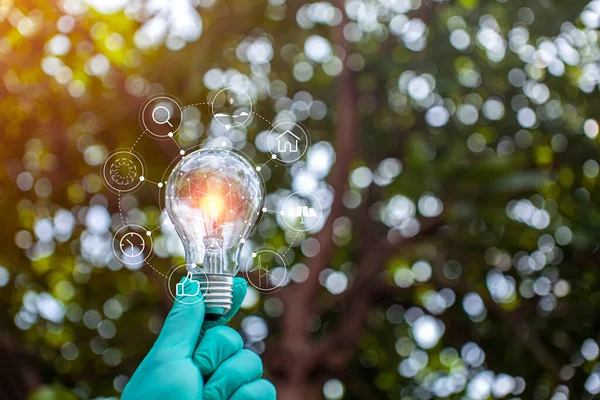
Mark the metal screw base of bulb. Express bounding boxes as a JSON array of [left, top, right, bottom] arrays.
[[195, 273, 234, 316]]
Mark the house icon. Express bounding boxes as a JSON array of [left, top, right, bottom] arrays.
[[276, 129, 300, 153]]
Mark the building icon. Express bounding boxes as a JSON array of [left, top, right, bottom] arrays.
[[276, 130, 300, 153]]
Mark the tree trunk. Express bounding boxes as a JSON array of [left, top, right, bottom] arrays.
[[275, 380, 323, 400], [268, 0, 359, 396], [0, 332, 43, 400]]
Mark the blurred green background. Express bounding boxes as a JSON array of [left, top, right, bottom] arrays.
[[2, 0, 600, 399]]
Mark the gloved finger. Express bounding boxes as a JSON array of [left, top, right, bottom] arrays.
[[201, 277, 247, 332], [202, 349, 263, 400], [193, 326, 243, 376], [229, 379, 277, 400], [150, 275, 206, 360]]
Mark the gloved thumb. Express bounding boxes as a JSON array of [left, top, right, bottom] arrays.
[[150, 275, 206, 359], [201, 277, 247, 332]]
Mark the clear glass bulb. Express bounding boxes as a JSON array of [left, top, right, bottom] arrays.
[[166, 147, 263, 316]]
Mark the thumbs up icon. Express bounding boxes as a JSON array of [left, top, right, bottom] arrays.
[[176, 272, 201, 297]]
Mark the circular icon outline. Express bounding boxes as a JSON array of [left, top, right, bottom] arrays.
[[152, 106, 174, 127], [210, 87, 253, 129], [165, 263, 210, 306], [267, 121, 310, 164], [140, 94, 184, 139], [280, 191, 324, 233], [111, 224, 153, 266], [119, 232, 145, 258], [244, 249, 289, 293], [101, 149, 146, 194]]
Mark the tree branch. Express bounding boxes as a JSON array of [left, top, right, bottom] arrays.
[[434, 275, 563, 380], [316, 218, 444, 369]]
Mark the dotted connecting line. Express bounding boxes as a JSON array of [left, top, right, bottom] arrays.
[[252, 112, 275, 129], [118, 193, 125, 225], [178, 104, 301, 173], [282, 231, 299, 257], [144, 261, 167, 278], [182, 101, 211, 109], [130, 132, 145, 152]]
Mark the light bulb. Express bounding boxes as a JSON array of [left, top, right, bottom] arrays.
[[166, 147, 263, 317]]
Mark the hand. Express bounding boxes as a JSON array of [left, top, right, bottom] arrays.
[[176, 272, 200, 297], [122, 276, 276, 400]]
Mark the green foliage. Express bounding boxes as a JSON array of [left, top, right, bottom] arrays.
[[28, 385, 78, 400], [1, 0, 600, 399]]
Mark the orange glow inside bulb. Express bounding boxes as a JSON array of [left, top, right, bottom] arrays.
[[175, 169, 250, 228], [199, 193, 226, 217]]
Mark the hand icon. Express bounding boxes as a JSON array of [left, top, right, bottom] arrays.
[[176, 272, 201, 297]]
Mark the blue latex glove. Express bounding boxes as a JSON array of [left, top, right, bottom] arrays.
[[122, 277, 276, 400]]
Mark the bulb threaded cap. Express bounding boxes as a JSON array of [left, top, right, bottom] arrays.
[[194, 273, 234, 316]]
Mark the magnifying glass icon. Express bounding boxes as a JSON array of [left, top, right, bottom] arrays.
[[152, 106, 174, 127]]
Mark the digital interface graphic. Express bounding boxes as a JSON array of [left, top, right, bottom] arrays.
[[267, 121, 310, 164], [139, 94, 184, 139], [210, 87, 253, 129], [244, 249, 288, 292], [110, 158, 138, 186], [111, 224, 153, 266], [102, 88, 322, 303], [102, 150, 145, 193]]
